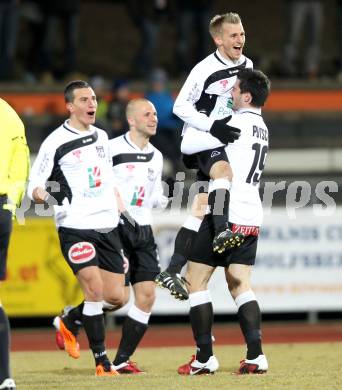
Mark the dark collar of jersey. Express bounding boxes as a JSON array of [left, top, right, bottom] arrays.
[[240, 110, 262, 117], [55, 131, 98, 161], [112, 152, 154, 166], [203, 59, 247, 91]]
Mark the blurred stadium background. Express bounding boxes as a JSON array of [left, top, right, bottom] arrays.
[[1, 0, 342, 344]]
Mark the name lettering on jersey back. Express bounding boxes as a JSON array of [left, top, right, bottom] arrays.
[[253, 125, 268, 141]]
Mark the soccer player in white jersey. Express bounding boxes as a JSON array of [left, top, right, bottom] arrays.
[[27, 80, 125, 377], [177, 69, 270, 375], [155, 12, 252, 299], [52, 98, 168, 374], [109, 98, 168, 373]]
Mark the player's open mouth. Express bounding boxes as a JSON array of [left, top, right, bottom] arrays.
[[87, 111, 95, 117]]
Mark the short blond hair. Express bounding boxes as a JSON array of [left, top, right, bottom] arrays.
[[209, 12, 242, 38], [125, 98, 150, 119]]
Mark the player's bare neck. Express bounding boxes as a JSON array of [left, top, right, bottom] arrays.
[[129, 130, 148, 150], [217, 48, 240, 64], [68, 118, 90, 132]]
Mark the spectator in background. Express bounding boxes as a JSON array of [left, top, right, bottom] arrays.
[[175, 0, 214, 76], [37, 0, 81, 83], [281, 0, 323, 79], [107, 79, 130, 139], [0, 0, 20, 80], [89, 75, 110, 131], [125, 0, 170, 78], [336, 0, 342, 82], [145, 68, 182, 175], [19, 0, 45, 83]]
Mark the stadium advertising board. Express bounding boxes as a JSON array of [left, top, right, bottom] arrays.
[[0, 218, 82, 316], [1, 208, 342, 316]]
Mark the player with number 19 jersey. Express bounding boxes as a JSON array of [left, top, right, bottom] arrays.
[[224, 108, 269, 227]]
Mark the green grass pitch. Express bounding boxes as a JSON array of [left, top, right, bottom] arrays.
[[12, 343, 342, 389]]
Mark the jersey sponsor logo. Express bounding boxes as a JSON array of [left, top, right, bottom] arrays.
[[130, 186, 145, 206], [82, 137, 93, 144], [231, 223, 259, 236], [68, 242, 96, 263], [96, 146, 105, 158], [87, 166, 101, 187], [226, 97, 233, 109], [211, 150, 221, 158], [137, 154, 147, 160]]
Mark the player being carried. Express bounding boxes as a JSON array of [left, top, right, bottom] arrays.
[[156, 12, 252, 299]]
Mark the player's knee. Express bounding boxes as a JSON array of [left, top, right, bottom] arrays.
[[227, 274, 243, 294], [135, 289, 156, 309], [191, 193, 208, 218], [85, 286, 103, 302], [134, 299, 155, 313], [122, 286, 130, 305], [105, 289, 126, 309], [209, 161, 233, 181]]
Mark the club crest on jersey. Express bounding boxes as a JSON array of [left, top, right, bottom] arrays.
[[96, 146, 105, 158], [68, 242, 96, 264], [211, 150, 221, 158], [148, 168, 154, 181]]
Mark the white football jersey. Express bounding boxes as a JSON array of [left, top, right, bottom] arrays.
[[225, 108, 269, 226], [173, 49, 253, 134], [27, 121, 119, 229], [110, 132, 166, 226]]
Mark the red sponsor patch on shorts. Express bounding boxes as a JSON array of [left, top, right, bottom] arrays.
[[231, 224, 259, 236], [68, 242, 96, 264]]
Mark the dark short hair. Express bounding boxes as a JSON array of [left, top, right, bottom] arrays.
[[64, 80, 91, 103], [237, 69, 271, 107]]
